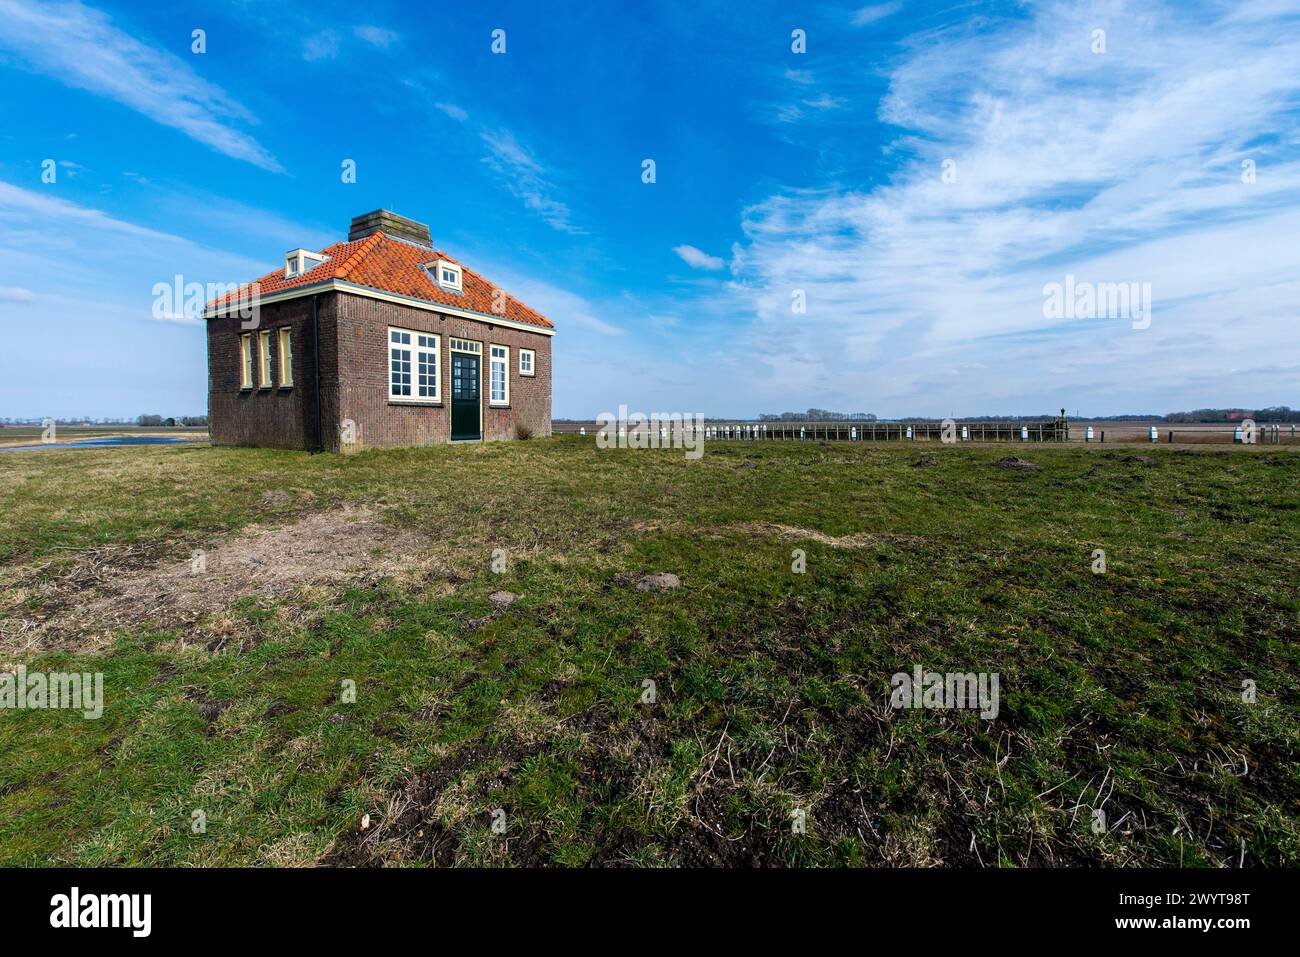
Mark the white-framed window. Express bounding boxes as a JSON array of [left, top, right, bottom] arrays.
[[285, 248, 327, 279], [240, 334, 253, 389], [258, 330, 273, 388], [389, 328, 412, 398], [425, 259, 463, 292], [519, 348, 535, 377], [415, 332, 440, 400], [489, 344, 509, 405], [389, 327, 440, 401], [278, 328, 294, 386]]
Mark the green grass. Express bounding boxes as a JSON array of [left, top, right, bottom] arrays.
[[0, 437, 1297, 866]]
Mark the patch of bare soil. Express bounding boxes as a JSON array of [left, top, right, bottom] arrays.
[[729, 522, 926, 549], [0, 506, 430, 655], [994, 456, 1042, 471]]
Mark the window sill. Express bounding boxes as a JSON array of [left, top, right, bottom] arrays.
[[389, 399, 444, 407], [520, 372, 535, 378], [489, 403, 511, 409], [258, 386, 272, 391], [278, 385, 294, 392]]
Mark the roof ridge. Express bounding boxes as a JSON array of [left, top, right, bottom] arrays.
[[331, 231, 385, 280]]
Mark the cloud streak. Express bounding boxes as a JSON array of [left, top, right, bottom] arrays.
[[673, 245, 725, 270], [851, 2, 902, 27], [481, 129, 583, 234], [0, 0, 282, 172], [723, 0, 1300, 415]]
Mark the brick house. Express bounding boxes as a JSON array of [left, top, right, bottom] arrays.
[[202, 210, 554, 451]]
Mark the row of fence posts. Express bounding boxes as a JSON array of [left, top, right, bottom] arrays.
[[1232, 424, 1292, 444], [573, 423, 1064, 442], [1078, 424, 1296, 444], [571, 422, 1294, 444]]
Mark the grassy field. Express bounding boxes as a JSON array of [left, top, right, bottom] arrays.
[[0, 437, 1297, 866]]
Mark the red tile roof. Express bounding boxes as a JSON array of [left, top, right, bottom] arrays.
[[205, 231, 553, 330]]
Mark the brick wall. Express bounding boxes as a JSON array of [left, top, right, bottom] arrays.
[[335, 292, 552, 451], [207, 295, 341, 450], [206, 290, 552, 451]]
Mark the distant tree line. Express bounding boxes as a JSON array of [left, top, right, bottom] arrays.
[[759, 409, 878, 421], [1162, 406, 1298, 423], [136, 415, 208, 427], [0, 416, 207, 426]]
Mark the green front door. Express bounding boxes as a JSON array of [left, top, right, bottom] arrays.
[[450, 352, 481, 441]]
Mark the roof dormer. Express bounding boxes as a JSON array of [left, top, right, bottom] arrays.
[[424, 259, 463, 293], [285, 248, 328, 279]]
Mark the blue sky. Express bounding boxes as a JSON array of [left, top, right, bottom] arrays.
[[1, 0, 1298, 420]]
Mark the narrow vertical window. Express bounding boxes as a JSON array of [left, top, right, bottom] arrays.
[[278, 328, 293, 386], [389, 328, 412, 398], [258, 330, 272, 387], [240, 334, 253, 389], [519, 348, 535, 376], [489, 345, 509, 405], [415, 333, 440, 400]]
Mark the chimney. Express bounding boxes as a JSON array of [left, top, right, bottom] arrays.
[[348, 209, 432, 247]]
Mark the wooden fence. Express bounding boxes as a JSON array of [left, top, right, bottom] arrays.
[[743, 421, 1068, 442], [553, 419, 1298, 445], [554, 419, 1070, 442]]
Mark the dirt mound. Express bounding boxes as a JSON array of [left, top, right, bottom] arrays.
[[0, 505, 430, 654], [994, 456, 1041, 471]]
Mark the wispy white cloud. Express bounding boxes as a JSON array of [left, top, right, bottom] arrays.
[[0, 181, 187, 242], [851, 2, 902, 27], [435, 102, 468, 122], [0, 182, 298, 416], [302, 30, 341, 61], [0, 0, 282, 172], [722, 0, 1300, 415], [305, 23, 398, 59], [481, 129, 582, 234], [673, 245, 725, 270], [353, 25, 399, 49]]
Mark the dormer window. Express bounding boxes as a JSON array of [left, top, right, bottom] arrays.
[[285, 248, 328, 279], [425, 259, 463, 292]]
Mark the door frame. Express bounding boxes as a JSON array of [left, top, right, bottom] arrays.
[[449, 337, 483, 442]]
